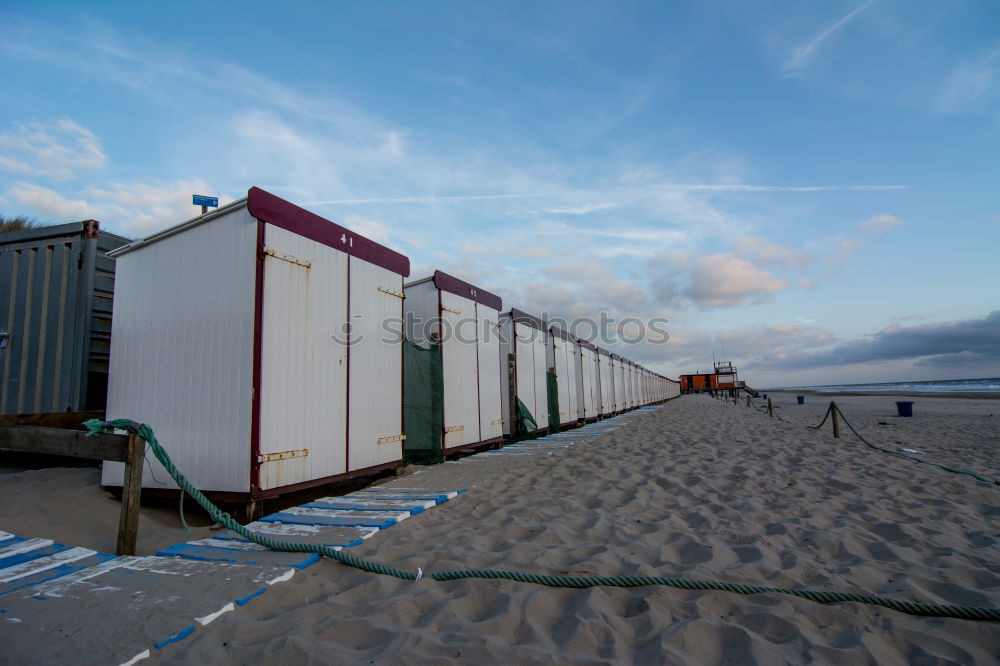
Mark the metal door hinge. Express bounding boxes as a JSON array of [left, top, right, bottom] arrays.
[[441, 305, 461, 315], [378, 286, 405, 299], [377, 434, 406, 445], [444, 425, 464, 433], [257, 448, 309, 463], [263, 247, 311, 268]]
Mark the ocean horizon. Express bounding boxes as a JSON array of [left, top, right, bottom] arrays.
[[770, 377, 1000, 393]]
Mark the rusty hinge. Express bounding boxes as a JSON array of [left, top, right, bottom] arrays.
[[378, 286, 405, 299], [444, 425, 465, 433], [490, 417, 504, 425], [257, 448, 309, 463], [377, 434, 406, 445], [440, 305, 461, 315], [263, 247, 311, 268]]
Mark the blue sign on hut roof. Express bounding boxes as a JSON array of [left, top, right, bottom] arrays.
[[192, 194, 219, 208]]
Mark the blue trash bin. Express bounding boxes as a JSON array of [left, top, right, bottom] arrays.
[[761, 393, 767, 399], [895, 401, 913, 417], [796, 396, 804, 405]]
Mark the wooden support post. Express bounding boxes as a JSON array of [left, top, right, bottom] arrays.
[[831, 403, 841, 439], [116, 433, 145, 556], [767, 398, 773, 417], [0, 424, 144, 557]]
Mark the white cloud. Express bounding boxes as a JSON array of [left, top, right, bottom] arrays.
[[6, 178, 215, 233], [8, 182, 99, 220], [543, 202, 617, 215], [341, 213, 390, 244], [668, 183, 907, 192], [685, 254, 788, 307], [783, 3, 872, 75], [857, 213, 903, 232], [0, 118, 106, 182], [80, 179, 216, 232], [734, 236, 811, 270], [937, 47, 1000, 114]]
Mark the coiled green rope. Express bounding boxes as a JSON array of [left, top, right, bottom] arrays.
[[84, 419, 1000, 622]]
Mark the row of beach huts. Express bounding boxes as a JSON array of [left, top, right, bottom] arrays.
[[1, 187, 679, 508]]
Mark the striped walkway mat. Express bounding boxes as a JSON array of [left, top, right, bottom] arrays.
[[452, 406, 663, 462], [0, 486, 465, 664]]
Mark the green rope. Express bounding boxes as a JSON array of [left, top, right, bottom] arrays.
[[819, 403, 998, 486], [85, 419, 417, 581], [84, 419, 1000, 622]]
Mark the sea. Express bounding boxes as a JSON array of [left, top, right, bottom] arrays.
[[777, 378, 1000, 393]]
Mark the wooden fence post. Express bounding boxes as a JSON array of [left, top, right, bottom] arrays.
[[767, 398, 773, 417], [831, 403, 841, 439], [116, 433, 145, 556]]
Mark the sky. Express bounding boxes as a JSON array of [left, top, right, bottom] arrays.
[[2, 1, 998, 387]]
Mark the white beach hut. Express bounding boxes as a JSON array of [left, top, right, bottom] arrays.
[[547, 326, 580, 429], [596, 348, 612, 416], [102, 187, 409, 505], [577, 339, 599, 422], [499, 308, 549, 436], [404, 271, 503, 456]]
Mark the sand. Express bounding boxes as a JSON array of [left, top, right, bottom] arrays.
[[3, 393, 999, 664], [0, 463, 216, 555]]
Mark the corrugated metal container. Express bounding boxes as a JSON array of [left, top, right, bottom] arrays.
[[1, 221, 130, 415], [404, 271, 503, 456], [102, 187, 409, 501], [498, 308, 548, 436], [547, 326, 579, 428], [597, 348, 614, 416]]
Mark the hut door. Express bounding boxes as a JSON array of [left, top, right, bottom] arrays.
[[347, 257, 405, 471], [440, 291, 478, 448], [477, 307, 503, 442], [259, 226, 348, 490]]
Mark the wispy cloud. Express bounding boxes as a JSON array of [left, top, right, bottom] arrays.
[[669, 183, 907, 192], [858, 213, 903, 232], [937, 46, 1000, 115], [0, 118, 106, 182], [7, 177, 215, 233], [783, 3, 872, 75], [306, 194, 537, 205], [543, 202, 617, 215]]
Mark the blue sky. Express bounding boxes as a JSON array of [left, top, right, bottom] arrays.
[[2, 1, 998, 386]]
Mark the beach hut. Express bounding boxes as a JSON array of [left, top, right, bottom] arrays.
[[609, 354, 623, 413], [403, 271, 503, 457], [0, 221, 129, 416], [597, 348, 614, 416], [498, 308, 548, 436], [547, 326, 580, 429], [620, 359, 633, 411], [577, 339, 599, 422], [102, 187, 409, 505]]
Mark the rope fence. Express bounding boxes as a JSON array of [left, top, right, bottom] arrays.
[[82, 418, 1000, 622]]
